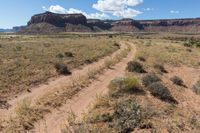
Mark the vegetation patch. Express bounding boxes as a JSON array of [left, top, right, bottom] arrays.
[[170, 76, 185, 87], [0, 35, 118, 99], [148, 82, 178, 104], [5, 99, 48, 132], [55, 63, 72, 75], [112, 99, 143, 133], [192, 80, 200, 95], [183, 38, 200, 48], [126, 61, 146, 73], [108, 76, 143, 97], [142, 73, 161, 87]]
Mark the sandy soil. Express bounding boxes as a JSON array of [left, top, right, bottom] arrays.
[[0, 42, 135, 133], [29, 42, 136, 133]]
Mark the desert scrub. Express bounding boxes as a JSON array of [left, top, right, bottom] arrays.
[[126, 61, 146, 73], [154, 64, 168, 73], [55, 63, 72, 75], [142, 73, 161, 87], [148, 82, 178, 104], [108, 76, 141, 97], [135, 39, 200, 67], [192, 80, 200, 95], [104, 57, 115, 69], [170, 76, 185, 86], [5, 99, 47, 132], [113, 99, 143, 133], [0, 34, 119, 99], [138, 56, 146, 62]]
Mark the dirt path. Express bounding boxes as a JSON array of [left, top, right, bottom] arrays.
[[29, 42, 136, 133], [0, 42, 134, 121]]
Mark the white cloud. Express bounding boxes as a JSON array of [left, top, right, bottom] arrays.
[[49, 5, 66, 14], [113, 8, 142, 18], [42, 5, 109, 19], [43, 0, 143, 19], [92, 0, 143, 18], [170, 10, 180, 14]]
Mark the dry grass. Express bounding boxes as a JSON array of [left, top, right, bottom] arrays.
[[36, 42, 131, 108], [66, 36, 200, 133], [135, 39, 200, 67], [0, 34, 119, 99], [2, 42, 131, 132], [4, 99, 48, 132]]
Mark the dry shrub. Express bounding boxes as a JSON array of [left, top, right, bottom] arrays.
[[142, 73, 161, 87], [108, 76, 142, 97], [55, 63, 72, 75], [126, 61, 146, 73], [148, 82, 178, 104], [193, 80, 200, 95], [170, 76, 184, 86]]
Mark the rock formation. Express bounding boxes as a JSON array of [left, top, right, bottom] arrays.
[[20, 11, 200, 33]]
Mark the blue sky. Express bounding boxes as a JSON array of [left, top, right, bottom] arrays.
[[0, 0, 200, 28]]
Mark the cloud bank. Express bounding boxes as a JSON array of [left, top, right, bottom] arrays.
[[42, 0, 143, 19]]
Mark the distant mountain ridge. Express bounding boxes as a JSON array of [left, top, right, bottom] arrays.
[[0, 26, 25, 33], [20, 11, 200, 33]]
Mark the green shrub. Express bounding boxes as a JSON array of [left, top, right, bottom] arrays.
[[184, 40, 193, 47], [170, 76, 184, 86], [142, 73, 161, 87], [192, 80, 200, 95], [108, 76, 141, 97], [154, 64, 168, 73], [55, 63, 71, 75], [113, 99, 143, 133], [148, 82, 178, 104], [126, 61, 146, 73]]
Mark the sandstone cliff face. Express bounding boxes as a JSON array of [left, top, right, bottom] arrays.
[[87, 19, 112, 30], [21, 12, 200, 33], [28, 12, 87, 27], [111, 19, 144, 32]]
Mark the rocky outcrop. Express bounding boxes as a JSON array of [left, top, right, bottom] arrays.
[[87, 19, 112, 30], [20, 12, 200, 33], [111, 19, 144, 32], [28, 11, 87, 27]]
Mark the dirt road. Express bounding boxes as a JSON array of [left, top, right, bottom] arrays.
[[31, 42, 136, 133]]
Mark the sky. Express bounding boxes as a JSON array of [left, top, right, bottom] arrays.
[[0, 0, 200, 28]]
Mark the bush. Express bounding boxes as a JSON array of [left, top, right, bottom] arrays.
[[55, 63, 71, 75], [154, 64, 168, 73], [84, 59, 93, 64], [126, 61, 146, 73], [56, 53, 65, 58], [0, 100, 10, 109], [170, 76, 184, 86], [148, 82, 178, 104], [113, 99, 143, 133], [65, 52, 74, 57], [138, 56, 146, 62], [192, 80, 200, 95], [142, 73, 161, 87], [108, 76, 141, 97], [113, 43, 120, 49], [104, 58, 115, 69]]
